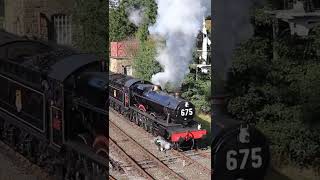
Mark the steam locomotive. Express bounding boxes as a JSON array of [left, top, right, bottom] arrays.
[[109, 72, 207, 149], [0, 30, 107, 179], [211, 102, 270, 180]]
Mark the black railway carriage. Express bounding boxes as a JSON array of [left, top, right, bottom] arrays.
[[0, 30, 108, 179]]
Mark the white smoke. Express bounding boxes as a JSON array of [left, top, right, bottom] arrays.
[[127, 7, 145, 26], [149, 0, 209, 89]]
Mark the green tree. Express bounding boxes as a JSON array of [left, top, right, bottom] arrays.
[[109, 0, 157, 42], [109, 3, 137, 41], [133, 39, 161, 81], [120, 0, 157, 41], [181, 73, 211, 114], [226, 6, 320, 170], [72, 0, 108, 57]]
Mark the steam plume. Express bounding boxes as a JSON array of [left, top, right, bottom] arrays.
[[212, 0, 264, 93], [127, 7, 145, 26], [149, 0, 209, 89]]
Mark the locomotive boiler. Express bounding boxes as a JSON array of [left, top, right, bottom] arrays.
[[0, 30, 108, 179], [132, 83, 196, 124], [109, 72, 207, 149]]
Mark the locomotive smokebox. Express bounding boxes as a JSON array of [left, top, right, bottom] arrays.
[[211, 76, 270, 180]]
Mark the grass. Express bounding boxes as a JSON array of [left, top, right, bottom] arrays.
[[195, 113, 211, 147]]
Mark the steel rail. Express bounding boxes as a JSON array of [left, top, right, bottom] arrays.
[[109, 120, 185, 180], [109, 137, 154, 180]]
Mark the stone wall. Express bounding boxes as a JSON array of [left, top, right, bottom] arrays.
[[4, 0, 74, 40], [110, 57, 133, 74]]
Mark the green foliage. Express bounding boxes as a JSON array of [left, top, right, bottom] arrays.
[[227, 8, 320, 170], [181, 73, 211, 114], [72, 0, 108, 57], [132, 40, 161, 81], [257, 106, 320, 168], [120, 0, 157, 41], [109, 0, 157, 42], [109, 3, 137, 41], [299, 63, 320, 125]]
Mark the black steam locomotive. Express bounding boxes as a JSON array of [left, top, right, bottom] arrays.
[[109, 72, 207, 149], [0, 30, 107, 179], [211, 98, 270, 180]]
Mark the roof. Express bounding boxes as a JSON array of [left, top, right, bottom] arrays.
[[48, 54, 100, 81], [0, 31, 100, 82]]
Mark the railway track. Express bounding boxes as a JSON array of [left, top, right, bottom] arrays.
[[170, 149, 212, 175], [109, 110, 211, 179], [110, 120, 185, 180], [109, 137, 154, 179], [109, 175, 117, 180]]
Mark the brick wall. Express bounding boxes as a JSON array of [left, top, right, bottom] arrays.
[[110, 40, 139, 58]]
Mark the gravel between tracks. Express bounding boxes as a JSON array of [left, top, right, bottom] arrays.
[[109, 110, 211, 180]]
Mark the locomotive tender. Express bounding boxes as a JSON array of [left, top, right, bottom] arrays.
[[109, 72, 207, 149], [0, 30, 108, 179]]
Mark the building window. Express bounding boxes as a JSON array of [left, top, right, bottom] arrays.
[[53, 15, 72, 45], [124, 65, 132, 76]]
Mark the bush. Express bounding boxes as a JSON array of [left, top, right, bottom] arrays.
[[181, 73, 211, 114], [227, 27, 320, 171], [132, 39, 161, 81]]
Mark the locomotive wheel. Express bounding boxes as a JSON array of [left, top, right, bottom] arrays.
[[17, 131, 28, 154], [152, 129, 158, 136], [64, 150, 77, 180], [131, 111, 137, 122], [37, 142, 49, 167], [96, 147, 108, 159], [64, 150, 88, 180], [77, 133, 93, 146], [94, 143, 108, 179], [93, 135, 108, 157], [135, 114, 140, 126], [92, 136, 108, 179], [6, 125, 18, 147]]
